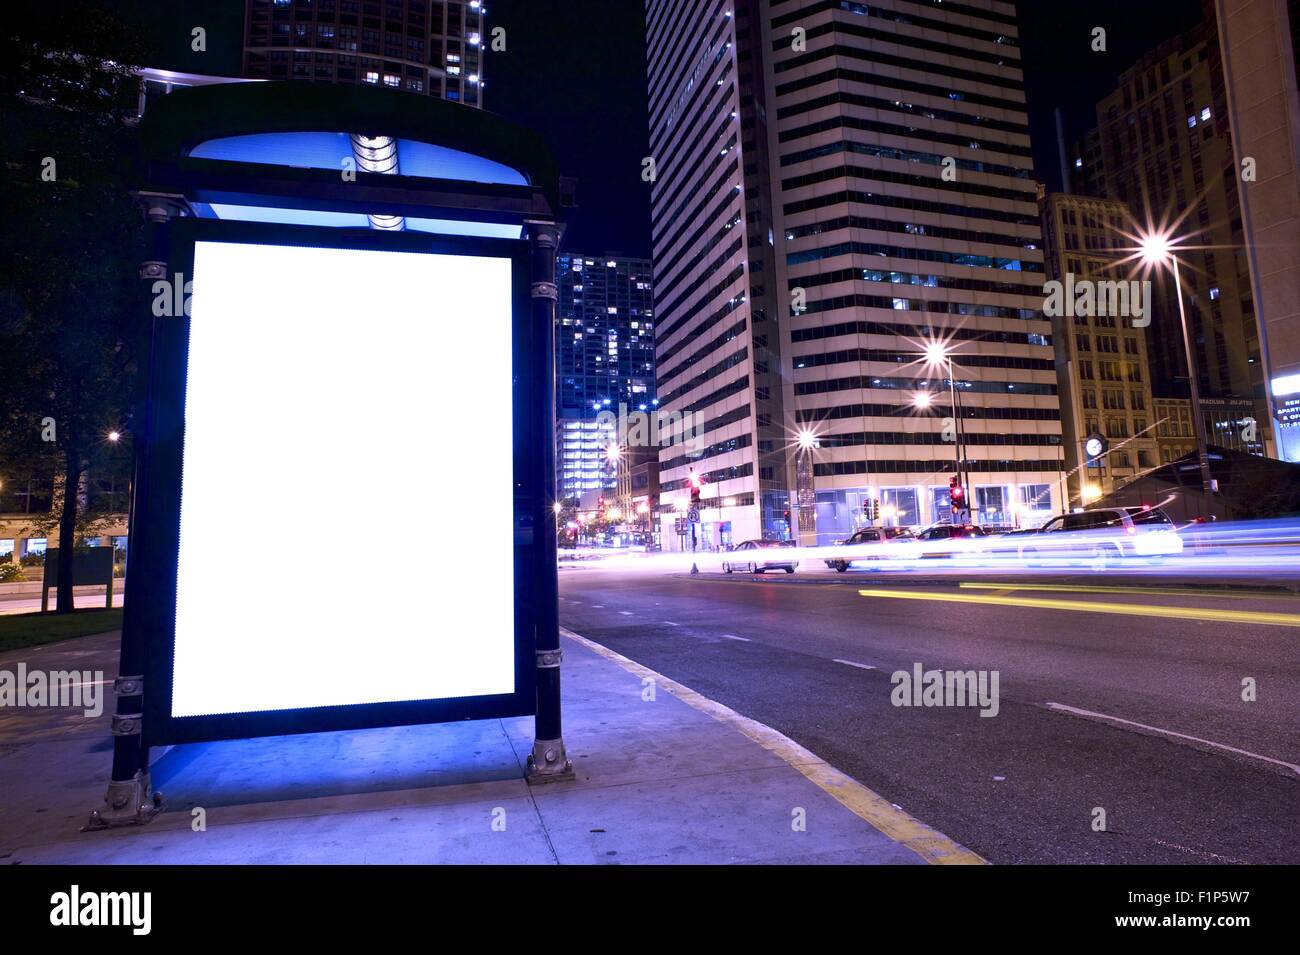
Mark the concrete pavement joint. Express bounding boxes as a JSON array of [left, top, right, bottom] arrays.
[[560, 626, 986, 865]]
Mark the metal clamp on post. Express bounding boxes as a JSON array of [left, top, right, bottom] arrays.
[[110, 713, 143, 737], [531, 281, 558, 301], [536, 649, 563, 669], [113, 675, 143, 697]]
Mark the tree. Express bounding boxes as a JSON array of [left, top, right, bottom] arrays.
[[0, 4, 153, 611]]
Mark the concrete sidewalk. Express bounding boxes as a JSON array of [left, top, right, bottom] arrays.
[[0, 627, 980, 864]]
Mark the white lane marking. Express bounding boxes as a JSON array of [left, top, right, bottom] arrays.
[[833, 659, 876, 671], [663, 621, 680, 627], [1045, 702, 1300, 776], [619, 611, 633, 616], [591, 604, 604, 608], [720, 633, 750, 642]]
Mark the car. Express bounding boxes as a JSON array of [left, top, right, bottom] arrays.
[[825, 526, 916, 572], [1017, 506, 1182, 566], [723, 539, 799, 574], [910, 523, 989, 558]]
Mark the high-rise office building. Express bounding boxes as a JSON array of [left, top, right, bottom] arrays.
[[1040, 193, 1160, 503], [644, 0, 1064, 550], [244, 0, 486, 106], [555, 254, 657, 500], [1074, 18, 1270, 454], [1212, 0, 1300, 461]]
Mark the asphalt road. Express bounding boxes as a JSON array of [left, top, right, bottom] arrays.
[[558, 565, 1300, 864]]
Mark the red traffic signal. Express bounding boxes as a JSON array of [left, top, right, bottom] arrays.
[[948, 475, 965, 505], [689, 471, 703, 505]]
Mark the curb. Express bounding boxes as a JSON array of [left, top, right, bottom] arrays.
[[561, 626, 986, 865]]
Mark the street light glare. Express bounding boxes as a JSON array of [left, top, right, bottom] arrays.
[[796, 428, 818, 451], [923, 342, 949, 365], [1139, 230, 1173, 265], [912, 392, 933, 409], [107, 431, 121, 443], [604, 443, 621, 463]]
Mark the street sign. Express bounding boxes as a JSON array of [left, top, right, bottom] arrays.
[[687, 507, 701, 523]]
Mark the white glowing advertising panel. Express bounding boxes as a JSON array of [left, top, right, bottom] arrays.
[[172, 240, 516, 717]]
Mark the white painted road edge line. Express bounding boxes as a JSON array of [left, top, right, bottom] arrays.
[[1045, 702, 1300, 776], [720, 633, 750, 642], [833, 659, 876, 670], [618, 611, 633, 616]]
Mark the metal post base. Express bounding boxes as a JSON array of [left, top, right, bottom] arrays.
[[82, 772, 163, 832], [526, 737, 575, 784]]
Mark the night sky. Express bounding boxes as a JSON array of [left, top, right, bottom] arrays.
[[98, 0, 1206, 256]]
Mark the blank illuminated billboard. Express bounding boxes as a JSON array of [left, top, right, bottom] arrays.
[[171, 240, 516, 717]]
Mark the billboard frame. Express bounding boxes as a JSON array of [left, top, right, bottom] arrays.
[[131, 216, 537, 747]]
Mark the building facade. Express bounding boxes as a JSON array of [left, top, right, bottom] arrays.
[[1154, 396, 1198, 464], [1212, 0, 1300, 462], [644, 0, 1065, 550], [1039, 193, 1160, 505], [244, 0, 485, 106], [1074, 18, 1271, 454], [555, 254, 657, 500]]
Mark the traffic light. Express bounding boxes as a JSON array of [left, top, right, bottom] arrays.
[[862, 498, 879, 521], [948, 475, 965, 507], [689, 471, 702, 506]]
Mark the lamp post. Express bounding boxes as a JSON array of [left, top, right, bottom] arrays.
[[794, 428, 819, 545], [921, 344, 972, 521], [1138, 232, 1215, 508]]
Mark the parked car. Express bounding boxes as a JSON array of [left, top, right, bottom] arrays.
[[825, 526, 915, 572], [1017, 506, 1182, 566], [723, 539, 799, 574]]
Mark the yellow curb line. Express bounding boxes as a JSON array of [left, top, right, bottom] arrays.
[[858, 589, 1300, 628], [561, 626, 986, 866]]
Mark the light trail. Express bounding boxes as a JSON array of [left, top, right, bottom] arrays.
[[559, 516, 1300, 584], [856, 588, 1300, 628]]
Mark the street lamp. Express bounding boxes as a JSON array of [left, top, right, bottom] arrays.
[[1137, 229, 1215, 504], [107, 431, 121, 443], [921, 343, 971, 520]]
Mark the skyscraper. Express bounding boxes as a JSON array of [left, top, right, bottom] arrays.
[[244, 0, 486, 106], [644, 0, 1064, 550], [555, 254, 657, 500]]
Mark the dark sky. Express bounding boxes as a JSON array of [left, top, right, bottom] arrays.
[[99, 0, 1207, 257]]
